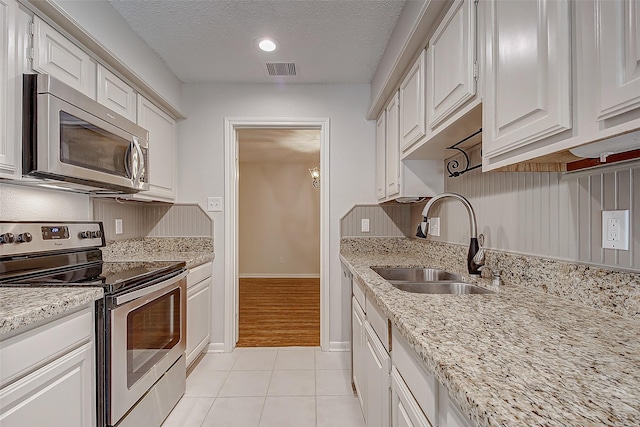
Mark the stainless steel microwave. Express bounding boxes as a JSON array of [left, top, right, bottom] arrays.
[[22, 73, 150, 193]]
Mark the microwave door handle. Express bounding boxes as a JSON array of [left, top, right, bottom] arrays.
[[133, 137, 145, 187], [124, 142, 134, 179]]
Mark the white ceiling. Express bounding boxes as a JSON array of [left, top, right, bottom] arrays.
[[238, 128, 320, 163], [108, 0, 405, 84]]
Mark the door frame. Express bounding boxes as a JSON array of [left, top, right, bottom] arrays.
[[223, 117, 330, 352]]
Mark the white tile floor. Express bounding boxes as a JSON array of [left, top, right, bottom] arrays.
[[162, 347, 366, 427]]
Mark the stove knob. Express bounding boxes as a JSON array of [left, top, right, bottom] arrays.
[[0, 233, 15, 244], [17, 232, 32, 243], [90, 230, 103, 239], [79, 231, 91, 239]]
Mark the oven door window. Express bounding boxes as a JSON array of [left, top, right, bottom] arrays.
[[59, 111, 130, 177], [126, 288, 181, 388]]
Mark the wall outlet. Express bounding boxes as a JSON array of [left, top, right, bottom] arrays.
[[207, 197, 222, 212], [279, 257, 284, 264], [361, 218, 370, 233], [115, 218, 123, 235], [602, 210, 629, 250], [429, 217, 440, 236]]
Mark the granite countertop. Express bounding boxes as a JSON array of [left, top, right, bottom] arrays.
[[104, 251, 214, 269], [0, 287, 103, 336], [340, 250, 640, 427]]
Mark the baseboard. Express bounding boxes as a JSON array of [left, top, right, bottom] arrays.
[[239, 274, 321, 279], [329, 341, 351, 352], [207, 342, 226, 353]]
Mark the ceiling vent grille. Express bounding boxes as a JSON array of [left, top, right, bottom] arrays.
[[265, 62, 297, 77]]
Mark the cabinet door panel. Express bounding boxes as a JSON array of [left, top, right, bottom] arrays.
[[0, 343, 95, 427], [385, 93, 400, 197], [365, 322, 390, 427], [32, 16, 96, 98], [97, 66, 136, 122], [186, 278, 212, 367], [595, 0, 640, 120], [483, 0, 571, 157], [400, 51, 426, 150], [428, 0, 475, 129], [390, 368, 430, 427], [376, 112, 386, 200], [352, 297, 367, 420], [137, 97, 176, 200]]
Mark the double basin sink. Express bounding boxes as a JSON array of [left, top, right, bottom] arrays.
[[372, 267, 494, 295]]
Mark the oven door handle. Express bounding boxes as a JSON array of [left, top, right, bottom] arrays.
[[115, 270, 188, 305]]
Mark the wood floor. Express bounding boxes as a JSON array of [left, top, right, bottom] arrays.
[[237, 277, 320, 347]]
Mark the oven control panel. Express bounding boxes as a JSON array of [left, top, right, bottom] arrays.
[[0, 222, 105, 257]]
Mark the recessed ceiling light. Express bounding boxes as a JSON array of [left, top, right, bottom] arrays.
[[257, 37, 278, 52]]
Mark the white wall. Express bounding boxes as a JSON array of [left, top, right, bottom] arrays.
[[177, 83, 376, 348], [0, 184, 90, 220], [50, 0, 182, 109], [239, 161, 320, 277]]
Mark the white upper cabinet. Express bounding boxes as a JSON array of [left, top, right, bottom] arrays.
[[427, 0, 476, 130], [97, 65, 137, 122], [0, 0, 29, 179], [376, 111, 386, 200], [385, 93, 400, 198], [482, 0, 572, 161], [137, 96, 177, 201], [399, 50, 426, 152], [594, 0, 640, 122], [31, 16, 96, 99]]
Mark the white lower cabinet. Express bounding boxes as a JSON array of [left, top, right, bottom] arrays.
[[391, 327, 474, 427], [0, 306, 96, 427], [186, 262, 212, 367], [352, 295, 367, 419], [365, 322, 390, 427], [391, 367, 431, 427]]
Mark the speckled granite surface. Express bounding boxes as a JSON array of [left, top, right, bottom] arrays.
[[103, 237, 214, 269], [0, 287, 103, 336], [341, 237, 640, 427], [342, 237, 640, 320]]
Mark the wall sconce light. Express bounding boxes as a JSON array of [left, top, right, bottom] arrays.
[[309, 167, 320, 188]]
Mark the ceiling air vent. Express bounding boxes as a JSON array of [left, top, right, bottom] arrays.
[[265, 62, 297, 77]]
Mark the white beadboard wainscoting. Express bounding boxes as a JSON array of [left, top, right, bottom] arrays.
[[93, 199, 213, 241], [343, 147, 639, 272], [340, 204, 412, 237]]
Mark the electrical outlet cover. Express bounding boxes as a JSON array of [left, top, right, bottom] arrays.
[[602, 210, 629, 250]]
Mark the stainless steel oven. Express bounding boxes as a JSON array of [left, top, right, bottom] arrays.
[[107, 271, 187, 426], [0, 221, 187, 427], [22, 74, 149, 194]]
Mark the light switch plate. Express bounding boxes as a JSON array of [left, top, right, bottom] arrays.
[[602, 210, 629, 250], [207, 197, 222, 212], [115, 219, 123, 235]]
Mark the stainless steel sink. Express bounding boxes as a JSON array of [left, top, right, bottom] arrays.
[[389, 281, 495, 295], [371, 267, 462, 283], [371, 267, 494, 294]]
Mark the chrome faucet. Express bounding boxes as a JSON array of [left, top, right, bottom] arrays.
[[417, 192, 484, 275]]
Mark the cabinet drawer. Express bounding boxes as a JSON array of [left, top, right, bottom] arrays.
[[366, 295, 389, 352], [353, 276, 366, 311], [0, 307, 93, 387], [392, 328, 438, 425], [187, 262, 212, 288]]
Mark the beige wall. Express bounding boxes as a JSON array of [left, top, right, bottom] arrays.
[[239, 161, 320, 277]]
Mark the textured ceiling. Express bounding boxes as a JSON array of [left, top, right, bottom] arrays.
[[238, 128, 320, 163], [109, 0, 405, 84]]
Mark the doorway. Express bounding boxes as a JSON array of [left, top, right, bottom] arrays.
[[223, 118, 330, 352], [236, 128, 320, 347]]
